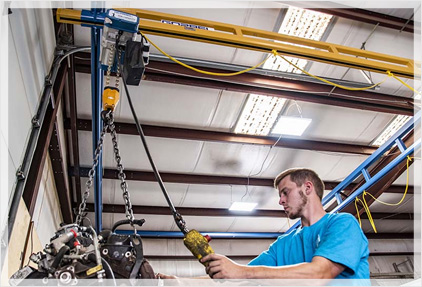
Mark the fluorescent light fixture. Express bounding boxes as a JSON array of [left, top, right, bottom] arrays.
[[272, 116, 312, 136], [234, 94, 286, 136], [263, 7, 333, 73], [372, 115, 412, 146], [229, 202, 258, 212]]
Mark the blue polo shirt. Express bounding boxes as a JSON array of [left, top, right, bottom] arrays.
[[248, 213, 369, 280]]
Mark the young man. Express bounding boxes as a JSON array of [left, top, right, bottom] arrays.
[[158, 168, 370, 281]]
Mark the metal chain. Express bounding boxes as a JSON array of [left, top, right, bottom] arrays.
[[75, 117, 109, 226], [106, 112, 136, 226], [115, 48, 122, 89], [75, 34, 136, 229], [105, 44, 115, 87]]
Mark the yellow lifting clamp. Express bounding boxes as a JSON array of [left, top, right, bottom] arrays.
[[102, 86, 120, 112]]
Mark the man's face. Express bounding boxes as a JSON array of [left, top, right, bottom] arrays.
[[277, 175, 308, 219]]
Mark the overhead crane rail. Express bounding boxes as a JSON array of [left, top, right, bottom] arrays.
[[56, 8, 419, 79]]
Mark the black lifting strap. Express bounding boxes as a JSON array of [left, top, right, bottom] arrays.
[[129, 234, 144, 279]]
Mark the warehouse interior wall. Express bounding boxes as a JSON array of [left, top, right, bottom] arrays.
[[1, 8, 63, 282]]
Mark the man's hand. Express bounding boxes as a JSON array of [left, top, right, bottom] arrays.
[[201, 253, 246, 279]]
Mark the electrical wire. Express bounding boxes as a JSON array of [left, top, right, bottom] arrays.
[[276, 53, 389, 91], [141, 32, 273, 76], [354, 156, 418, 233], [141, 30, 420, 96], [120, 61, 188, 234], [146, 66, 413, 105]]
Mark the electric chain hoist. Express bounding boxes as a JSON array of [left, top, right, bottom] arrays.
[[11, 8, 214, 285]]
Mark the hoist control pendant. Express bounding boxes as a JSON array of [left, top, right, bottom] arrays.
[[103, 86, 120, 111], [183, 229, 214, 266]]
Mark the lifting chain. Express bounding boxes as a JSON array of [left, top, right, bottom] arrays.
[[76, 34, 136, 231], [75, 111, 136, 230], [107, 111, 136, 227], [75, 119, 108, 226]]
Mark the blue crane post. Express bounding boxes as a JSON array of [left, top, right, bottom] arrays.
[[90, 8, 104, 233]]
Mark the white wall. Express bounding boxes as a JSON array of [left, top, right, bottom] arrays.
[[1, 7, 62, 280]]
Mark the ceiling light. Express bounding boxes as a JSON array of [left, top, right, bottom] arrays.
[[272, 116, 312, 136], [229, 202, 258, 212], [234, 94, 286, 136], [372, 115, 412, 146], [263, 7, 333, 73]]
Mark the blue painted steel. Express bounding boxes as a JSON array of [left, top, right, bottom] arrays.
[[91, 8, 104, 233], [362, 169, 371, 182], [334, 193, 342, 205], [80, 9, 105, 28], [330, 138, 420, 214], [115, 230, 281, 239], [285, 111, 421, 234], [395, 138, 406, 153]]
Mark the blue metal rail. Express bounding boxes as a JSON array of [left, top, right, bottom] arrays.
[[285, 110, 421, 234], [116, 230, 281, 239]]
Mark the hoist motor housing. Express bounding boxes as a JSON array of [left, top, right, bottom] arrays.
[[100, 9, 140, 67]]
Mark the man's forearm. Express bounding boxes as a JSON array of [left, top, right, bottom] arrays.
[[243, 262, 328, 279]]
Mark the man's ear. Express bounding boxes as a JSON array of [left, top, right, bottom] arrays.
[[304, 181, 313, 195]]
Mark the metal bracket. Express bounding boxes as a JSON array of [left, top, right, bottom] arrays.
[[31, 116, 40, 128], [16, 167, 25, 180], [44, 75, 53, 86]]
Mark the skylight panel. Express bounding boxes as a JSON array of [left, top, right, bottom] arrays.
[[264, 7, 333, 73], [234, 94, 286, 136], [372, 115, 412, 146]]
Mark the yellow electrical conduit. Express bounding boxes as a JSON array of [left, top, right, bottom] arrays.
[[141, 32, 421, 94], [354, 156, 417, 233]]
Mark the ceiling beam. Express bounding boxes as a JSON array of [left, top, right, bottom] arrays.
[[65, 118, 378, 155], [66, 29, 82, 207], [48, 120, 73, 223], [364, 233, 413, 239], [86, 203, 412, 220], [73, 53, 415, 116], [71, 166, 412, 194], [22, 63, 68, 217], [308, 8, 414, 33]]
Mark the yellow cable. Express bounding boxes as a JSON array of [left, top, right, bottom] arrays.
[[353, 156, 418, 233], [355, 196, 377, 233], [355, 199, 363, 228], [363, 156, 412, 206], [141, 32, 273, 76], [141, 32, 421, 96], [275, 52, 389, 91], [387, 71, 422, 95]]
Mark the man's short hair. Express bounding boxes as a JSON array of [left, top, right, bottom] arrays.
[[274, 168, 325, 200]]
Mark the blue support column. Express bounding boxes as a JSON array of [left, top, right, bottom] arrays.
[[91, 8, 104, 233]]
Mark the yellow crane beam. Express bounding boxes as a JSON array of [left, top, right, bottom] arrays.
[[57, 8, 419, 79]]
